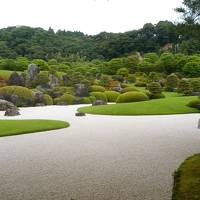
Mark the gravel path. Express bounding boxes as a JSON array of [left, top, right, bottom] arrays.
[[0, 105, 200, 200]]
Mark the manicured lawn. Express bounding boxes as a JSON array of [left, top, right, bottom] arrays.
[[78, 96, 199, 115], [172, 154, 200, 200], [0, 120, 69, 137]]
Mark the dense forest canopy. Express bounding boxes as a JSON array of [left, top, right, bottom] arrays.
[[0, 20, 194, 61]]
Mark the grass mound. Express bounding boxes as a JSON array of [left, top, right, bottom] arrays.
[[172, 154, 200, 200], [78, 96, 199, 115], [0, 120, 69, 137], [116, 92, 149, 103]]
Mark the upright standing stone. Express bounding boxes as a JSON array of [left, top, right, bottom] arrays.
[[27, 64, 39, 82], [49, 74, 59, 88], [75, 84, 88, 97]]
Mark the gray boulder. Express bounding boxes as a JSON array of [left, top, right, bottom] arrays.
[[92, 100, 107, 106], [7, 72, 24, 86], [49, 74, 59, 88], [75, 112, 86, 117], [27, 64, 39, 82], [0, 99, 16, 111], [34, 91, 44, 104], [4, 107, 20, 116], [75, 84, 88, 97]]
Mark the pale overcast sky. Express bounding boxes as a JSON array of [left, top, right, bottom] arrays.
[[1, 0, 183, 35]]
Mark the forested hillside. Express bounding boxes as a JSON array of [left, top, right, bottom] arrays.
[[0, 20, 197, 61]]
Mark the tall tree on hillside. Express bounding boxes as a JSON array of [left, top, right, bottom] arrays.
[[175, 0, 200, 24]]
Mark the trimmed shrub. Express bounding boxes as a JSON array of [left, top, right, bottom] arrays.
[[135, 81, 147, 87], [166, 73, 179, 91], [80, 97, 92, 104], [54, 93, 76, 105], [187, 100, 200, 108], [146, 91, 165, 99], [90, 85, 106, 92], [104, 91, 120, 102], [190, 78, 200, 93], [0, 86, 34, 106], [122, 86, 139, 93], [116, 92, 149, 103], [43, 94, 53, 105], [178, 79, 192, 96], [121, 83, 129, 88], [147, 82, 162, 94], [90, 92, 107, 102], [89, 96, 96, 103], [127, 74, 136, 83]]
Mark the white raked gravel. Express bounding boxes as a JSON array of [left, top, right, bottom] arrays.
[[0, 105, 200, 200]]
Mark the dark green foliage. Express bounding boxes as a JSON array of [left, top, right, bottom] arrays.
[[166, 74, 179, 91], [43, 94, 53, 105], [90, 92, 107, 102], [104, 91, 120, 102], [122, 86, 139, 93], [147, 82, 162, 94], [80, 97, 92, 104], [187, 100, 200, 108], [135, 81, 147, 87], [116, 92, 149, 103], [0, 86, 34, 106], [88, 96, 96, 103], [146, 92, 165, 99], [183, 61, 200, 77], [147, 82, 164, 99], [90, 85, 106, 92], [178, 79, 193, 95], [32, 71, 49, 87], [127, 74, 136, 83], [54, 93, 76, 105], [190, 78, 200, 93]]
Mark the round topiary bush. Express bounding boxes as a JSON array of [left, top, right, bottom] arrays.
[[90, 85, 106, 92], [0, 86, 35, 106], [54, 93, 76, 105], [116, 92, 149, 103], [187, 100, 200, 109], [90, 92, 107, 102], [89, 96, 96, 103], [134, 81, 147, 87], [80, 97, 92, 104], [122, 86, 139, 93], [146, 92, 165, 99], [43, 94, 53, 105], [104, 91, 120, 102]]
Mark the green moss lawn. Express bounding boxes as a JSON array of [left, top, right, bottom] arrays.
[[172, 154, 200, 200], [78, 96, 199, 115], [0, 120, 69, 137]]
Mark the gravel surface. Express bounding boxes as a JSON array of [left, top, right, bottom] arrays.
[[0, 105, 200, 200]]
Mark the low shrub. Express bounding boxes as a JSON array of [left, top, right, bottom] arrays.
[[0, 86, 34, 106], [89, 96, 96, 103], [187, 100, 200, 108], [104, 91, 120, 102], [43, 94, 53, 105], [146, 92, 165, 99], [135, 81, 147, 87], [90, 85, 106, 92], [116, 92, 149, 103], [80, 97, 92, 104], [122, 86, 139, 93], [54, 93, 76, 105], [90, 92, 107, 102]]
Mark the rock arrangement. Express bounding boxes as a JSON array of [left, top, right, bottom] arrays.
[[75, 112, 86, 117], [4, 107, 20, 116], [0, 99, 20, 116], [92, 100, 107, 106], [0, 99, 16, 111]]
